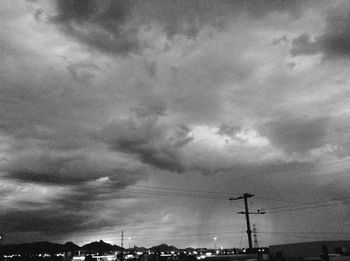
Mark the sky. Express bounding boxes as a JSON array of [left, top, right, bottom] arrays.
[[1, 0, 350, 249]]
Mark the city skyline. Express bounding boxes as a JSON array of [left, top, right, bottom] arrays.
[[1, 0, 350, 248]]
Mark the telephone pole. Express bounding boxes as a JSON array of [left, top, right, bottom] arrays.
[[229, 193, 265, 249]]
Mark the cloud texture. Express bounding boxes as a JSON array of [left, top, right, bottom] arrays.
[[0, 0, 350, 248]]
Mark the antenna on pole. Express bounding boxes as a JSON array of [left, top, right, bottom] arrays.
[[229, 193, 265, 249]]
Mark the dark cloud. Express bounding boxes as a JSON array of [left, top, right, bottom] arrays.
[[290, 33, 321, 56], [0, 193, 124, 241], [2, 0, 350, 246], [99, 111, 193, 173], [51, 0, 139, 55], [0, 208, 87, 234], [4, 152, 98, 185], [138, 0, 305, 39], [34, 9, 43, 21], [272, 35, 289, 46], [193, 159, 313, 177], [3, 148, 147, 189], [4, 170, 87, 186], [0, 174, 152, 241], [259, 115, 329, 154], [291, 2, 350, 59], [51, 0, 305, 55], [319, 3, 350, 58]]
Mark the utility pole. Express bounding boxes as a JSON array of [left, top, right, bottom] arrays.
[[121, 231, 124, 261], [229, 193, 265, 249]]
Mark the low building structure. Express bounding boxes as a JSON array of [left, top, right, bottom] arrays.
[[269, 241, 350, 261]]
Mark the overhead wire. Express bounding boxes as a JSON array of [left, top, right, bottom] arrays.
[[1, 170, 318, 203], [264, 198, 350, 213], [3, 170, 350, 211], [61, 230, 350, 244]]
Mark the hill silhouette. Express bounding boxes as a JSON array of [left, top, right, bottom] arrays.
[[149, 243, 178, 252], [64, 241, 81, 251], [0, 240, 201, 256], [82, 240, 122, 255]]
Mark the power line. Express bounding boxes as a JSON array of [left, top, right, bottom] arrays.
[[264, 196, 350, 210], [128, 231, 245, 240], [254, 196, 304, 204], [2, 170, 240, 200], [263, 233, 328, 240], [259, 231, 350, 235], [2, 170, 318, 203], [4, 170, 350, 211], [265, 199, 350, 213], [2, 170, 239, 195]]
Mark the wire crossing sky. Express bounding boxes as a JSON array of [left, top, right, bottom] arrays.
[[1, 0, 350, 248]]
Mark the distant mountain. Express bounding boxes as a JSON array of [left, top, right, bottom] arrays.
[[131, 245, 148, 252], [1, 240, 200, 256], [64, 241, 81, 251], [82, 240, 122, 253], [149, 243, 178, 252], [0, 240, 121, 256]]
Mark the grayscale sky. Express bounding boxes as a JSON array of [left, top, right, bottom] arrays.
[[1, 0, 350, 248]]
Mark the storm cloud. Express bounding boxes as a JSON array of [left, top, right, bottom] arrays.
[[1, 0, 350, 247], [99, 111, 193, 173], [51, 0, 305, 55], [291, 2, 350, 59], [259, 115, 329, 155]]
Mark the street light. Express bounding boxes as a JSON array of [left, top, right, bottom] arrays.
[[213, 237, 217, 251]]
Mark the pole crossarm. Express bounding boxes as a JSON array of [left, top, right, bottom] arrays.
[[229, 193, 254, 201], [237, 210, 266, 214]]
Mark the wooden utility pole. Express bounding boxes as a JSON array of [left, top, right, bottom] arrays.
[[229, 193, 265, 249]]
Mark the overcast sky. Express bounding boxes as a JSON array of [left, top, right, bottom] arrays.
[[1, 0, 350, 248]]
